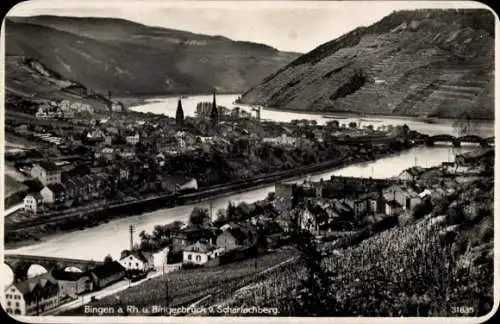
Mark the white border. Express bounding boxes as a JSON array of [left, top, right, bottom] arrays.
[[0, 1, 498, 323]]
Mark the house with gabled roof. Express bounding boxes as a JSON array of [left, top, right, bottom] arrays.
[[182, 241, 222, 266], [119, 250, 154, 272], [4, 273, 60, 316], [398, 166, 425, 181], [30, 161, 61, 185], [216, 223, 257, 252], [88, 261, 125, 290], [40, 183, 66, 204], [51, 271, 93, 298], [24, 192, 43, 214]]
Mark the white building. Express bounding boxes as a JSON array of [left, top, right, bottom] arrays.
[[385, 200, 403, 216], [4, 274, 60, 316], [119, 250, 154, 272], [23, 193, 43, 214], [262, 133, 297, 146], [125, 133, 140, 145], [182, 241, 221, 266]]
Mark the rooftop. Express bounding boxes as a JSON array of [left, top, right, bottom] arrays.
[[46, 183, 66, 193], [90, 261, 125, 278], [52, 270, 89, 282], [120, 250, 152, 264], [386, 200, 402, 208], [37, 160, 59, 172], [183, 241, 217, 253]]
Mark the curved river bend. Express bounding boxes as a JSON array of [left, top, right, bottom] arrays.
[[5, 94, 494, 269], [6, 144, 485, 261], [129, 94, 494, 137]]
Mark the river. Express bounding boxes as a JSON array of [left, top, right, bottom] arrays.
[[3, 94, 494, 281], [5, 143, 482, 264], [129, 94, 494, 137]]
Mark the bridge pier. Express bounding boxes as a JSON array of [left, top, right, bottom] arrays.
[[425, 140, 435, 147], [452, 140, 461, 148]]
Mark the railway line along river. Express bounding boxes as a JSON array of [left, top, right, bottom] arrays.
[[5, 144, 487, 262], [4, 94, 494, 264]]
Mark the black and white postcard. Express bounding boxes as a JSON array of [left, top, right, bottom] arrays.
[[0, 0, 497, 322]]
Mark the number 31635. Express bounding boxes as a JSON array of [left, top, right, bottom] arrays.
[[451, 306, 474, 315]]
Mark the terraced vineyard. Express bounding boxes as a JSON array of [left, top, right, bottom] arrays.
[[225, 217, 494, 316], [240, 9, 494, 119]]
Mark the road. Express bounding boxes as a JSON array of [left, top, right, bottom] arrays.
[[43, 265, 169, 315], [4, 203, 24, 217]]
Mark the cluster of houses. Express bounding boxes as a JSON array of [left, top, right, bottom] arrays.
[[147, 213, 284, 269], [441, 148, 494, 175], [23, 161, 111, 213], [35, 100, 95, 119], [4, 261, 127, 316], [274, 173, 437, 235], [3, 215, 285, 316], [274, 146, 493, 236]]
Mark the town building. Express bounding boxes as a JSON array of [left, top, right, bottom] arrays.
[[298, 207, 319, 234], [455, 148, 494, 166], [216, 223, 257, 252], [4, 273, 60, 316], [274, 183, 294, 212], [385, 200, 403, 216], [182, 241, 221, 266], [262, 133, 297, 146], [171, 226, 216, 251], [195, 102, 214, 119], [40, 183, 66, 204], [398, 166, 425, 181], [383, 184, 422, 211], [23, 193, 43, 214], [88, 261, 125, 290], [125, 132, 140, 145], [51, 271, 93, 298], [119, 250, 154, 272], [30, 161, 61, 185], [368, 193, 387, 214], [86, 129, 105, 141]]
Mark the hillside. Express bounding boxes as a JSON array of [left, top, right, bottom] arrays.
[[4, 16, 299, 96], [239, 9, 494, 119]]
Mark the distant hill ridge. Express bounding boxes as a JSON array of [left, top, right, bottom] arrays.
[[5, 15, 299, 97], [239, 9, 494, 119]]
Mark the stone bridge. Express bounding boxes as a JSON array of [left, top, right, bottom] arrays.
[[4, 254, 104, 282], [426, 134, 493, 147]]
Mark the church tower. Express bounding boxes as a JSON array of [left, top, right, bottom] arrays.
[[176, 98, 184, 127], [210, 89, 218, 126]]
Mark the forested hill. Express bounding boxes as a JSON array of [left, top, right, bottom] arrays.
[[5, 15, 299, 96]]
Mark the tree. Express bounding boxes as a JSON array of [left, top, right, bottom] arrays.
[[104, 254, 113, 263], [288, 229, 336, 315], [348, 121, 357, 129], [305, 130, 316, 141], [226, 201, 237, 220], [326, 120, 340, 129], [367, 124, 374, 131], [215, 209, 228, 223], [189, 207, 211, 225]]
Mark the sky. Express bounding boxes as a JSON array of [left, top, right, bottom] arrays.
[[7, 0, 491, 53]]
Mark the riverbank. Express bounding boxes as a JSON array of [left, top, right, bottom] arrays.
[[117, 92, 240, 109], [4, 143, 415, 249], [258, 106, 495, 122]]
